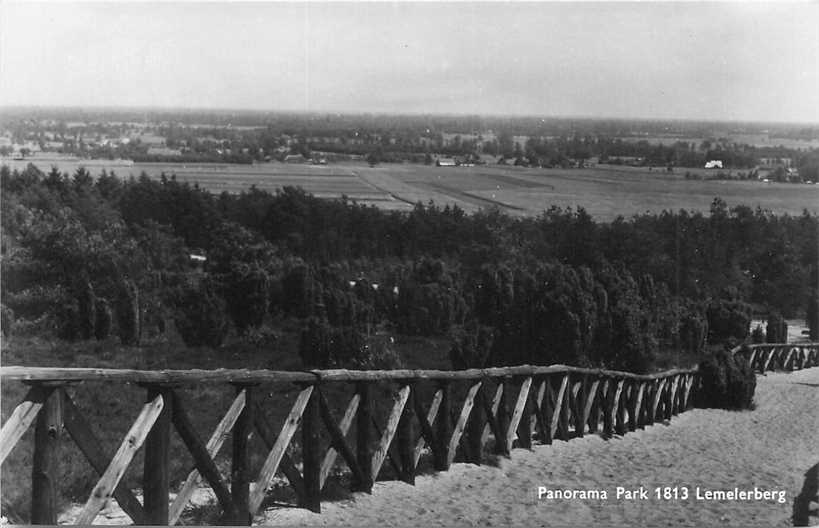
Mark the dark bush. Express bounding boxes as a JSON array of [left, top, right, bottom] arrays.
[[750, 324, 765, 344], [706, 299, 751, 343], [697, 346, 756, 409], [172, 278, 230, 348], [765, 313, 788, 343]]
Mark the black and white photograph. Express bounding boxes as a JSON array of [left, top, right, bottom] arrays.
[[1, 1, 818, 526]]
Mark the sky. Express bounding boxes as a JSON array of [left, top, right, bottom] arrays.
[[1, 1, 818, 123]]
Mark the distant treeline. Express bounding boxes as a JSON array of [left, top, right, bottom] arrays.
[[2, 163, 817, 373]]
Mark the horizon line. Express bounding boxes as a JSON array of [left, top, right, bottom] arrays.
[[1, 104, 818, 128]]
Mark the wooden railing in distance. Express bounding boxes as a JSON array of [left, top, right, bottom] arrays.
[[732, 342, 819, 373], [0, 359, 734, 526]]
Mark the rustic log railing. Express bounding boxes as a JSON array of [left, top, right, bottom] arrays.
[[0, 363, 701, 525], [732, 342, 819, 373]]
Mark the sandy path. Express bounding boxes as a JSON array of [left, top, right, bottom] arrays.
[[261, 368, 819, 527]]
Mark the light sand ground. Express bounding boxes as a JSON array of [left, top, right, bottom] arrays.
[[261, 368, 819, 527]]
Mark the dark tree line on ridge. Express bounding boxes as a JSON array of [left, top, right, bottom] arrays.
[[2, 163, 817, 374]]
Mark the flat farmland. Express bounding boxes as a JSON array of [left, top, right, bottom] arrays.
[[4, 158, 819, 220]]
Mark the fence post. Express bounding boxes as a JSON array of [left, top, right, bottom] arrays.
[[353, 381, 373, 492], [143, 384, 173, 525], [466, 381, 484, 464], [517, 377, 533, 449], [494, 379, 510, 455], [30, 384, 61, 525], [396, 381, 415, 484], [302, 384, 321, 513], [231, 384, 255, 524], [434, 381, 452, 470]]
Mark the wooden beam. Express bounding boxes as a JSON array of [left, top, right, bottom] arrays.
[[479, 382, 504, 449], [231, 385, 254, 525], [569, 380, 582, 436], [369, 416, 401, 477], [0, 385, 49, 465], [248, 385, 313, 515], [252, 406, 305, 506], [31, 386, 62, 525], [170, 391, 237, 520], [354, 382, 373, 493], [581, 379, 600, 435], [532, 379, 548, 442], [372, 384, 411, 481], [763, 349, 776, 372], [75, 394, 164, 526], [651, 379, 667, 423], [435, 382, 453, 467], [549, 374, 569, 440], [317, 390, 364, 488], [302, 386, 321, 513], [143, 385, 173, 525], [413, 388, 442, 469], [610, 379, 624, 433], [447, 381, 482, 466], [506, 377, 531, 452], [169, 389, 245, 525], [541, 377, 555, 444], [632, 382, 646, 428], [396, 384, 415, 484], [61, 391, 146, 524], [465, 383, 485, 464], [1, 364, 700, 384], [319, 393, 360, 490]]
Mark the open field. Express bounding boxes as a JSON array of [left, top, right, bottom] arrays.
[[3, 158, 819, 220]]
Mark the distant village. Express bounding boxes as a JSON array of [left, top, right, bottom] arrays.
[[0, 115, 816, 184]]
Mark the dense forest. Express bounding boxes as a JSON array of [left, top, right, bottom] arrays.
[[2, 163, 818, 374]]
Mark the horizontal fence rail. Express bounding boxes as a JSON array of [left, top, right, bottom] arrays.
[[732, 342, 819, 373], [1, 345, 815, 525]]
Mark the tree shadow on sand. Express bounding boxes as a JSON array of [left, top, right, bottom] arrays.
[[793, 462, 818, 526]]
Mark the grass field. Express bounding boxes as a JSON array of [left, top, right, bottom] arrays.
[[4, 158, 819, 220]]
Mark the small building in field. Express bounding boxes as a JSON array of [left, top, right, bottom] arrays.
[[705, 160, 723, 169], [436, 158, 457, 167], [284, 154, 306, 163]]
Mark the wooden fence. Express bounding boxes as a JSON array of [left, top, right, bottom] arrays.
[[732, 342, 819, 373], [7, 344, 814, 525], [0, 363, 700, 525]]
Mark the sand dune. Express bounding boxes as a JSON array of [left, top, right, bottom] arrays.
[[262, 368, 819, 527]]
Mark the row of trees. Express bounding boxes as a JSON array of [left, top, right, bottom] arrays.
[[2, 164, 816, 373]]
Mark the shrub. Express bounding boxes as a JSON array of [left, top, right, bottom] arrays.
[[697, 346, 756, 409], [750, 324, 765, 344], [172, 278, 230, 348], [765, 313, 788, 343], [706, 299, 751, 343]]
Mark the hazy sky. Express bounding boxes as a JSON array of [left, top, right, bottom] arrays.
[[1, 2, 818, 122]]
